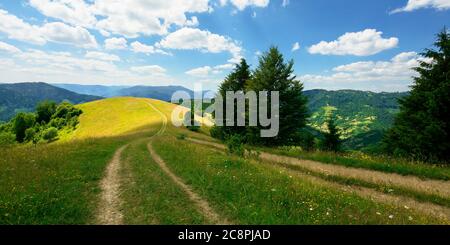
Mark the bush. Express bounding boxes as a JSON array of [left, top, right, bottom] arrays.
[[12, 112, 36, 142], [43, 127, 58, 141], [24, 128, 36, 143], [0, 132, 16, 146], [36, 100, 56, 123], [226, 134, 245, 157]]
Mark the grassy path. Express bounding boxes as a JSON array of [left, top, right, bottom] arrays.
[[186, 138, 450, 200], [147, 142, 228, 224], [96, 145, 128, 225], [186, 137, 450, 220]]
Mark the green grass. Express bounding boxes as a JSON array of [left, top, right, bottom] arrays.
[[273, 161, 450, 208], [120, 139, 207, 224], [0, 137, 125, 224], [253, 146, 450, 181], [152, 136, 446, 224]]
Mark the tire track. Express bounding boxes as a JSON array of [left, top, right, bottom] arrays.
[[96, 145, 128, 225], [186, 137, 450, 221], [95, 99, 167, 225], [147, 142, 229, 224]]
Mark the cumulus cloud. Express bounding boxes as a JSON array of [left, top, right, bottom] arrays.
[[40, 22, 98, 48], [130, 65, 166, 75], [1, 48, 175, 86], [27, 0, 212, 38], [0, 9, 97, 48], [0, 41, 21, 53], [308, 29, 398, 56], [130, 41, 171, 55], [104, 37, 127, 50], [29, 0, 97, 28], [185, 63, 234, 77], [221, 0, 270, 10], [158, 27, 242, 61], [85, 51, 120, 61], [390, 0, 450, 13], [299, 52, 431, 91]]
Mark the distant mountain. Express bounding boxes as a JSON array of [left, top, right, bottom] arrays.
[[303, 89, 408, 151], [117, 85, 196, 101], [53, 84, 129, 97], [54, 84, 213, 101], [0, 82, 102, 121]]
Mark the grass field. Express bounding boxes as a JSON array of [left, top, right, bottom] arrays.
[[0, 97, 449, 224]]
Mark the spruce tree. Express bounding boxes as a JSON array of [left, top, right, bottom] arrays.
[[383, 29, 450, 162], [246, 46, 308, 145], [322, 117, 341, 152], [212, 59, 251, 139]]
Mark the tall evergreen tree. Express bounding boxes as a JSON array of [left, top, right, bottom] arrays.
[[383, 29, 450, 162], [322, 116, 341, 152], [246, 46, 308, 145], [211, 59, 251, 139]]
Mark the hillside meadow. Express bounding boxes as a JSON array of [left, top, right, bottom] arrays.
[[0, 97, 449, 224]]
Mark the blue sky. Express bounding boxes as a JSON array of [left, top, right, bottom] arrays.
[[0, 0, 448, 92]]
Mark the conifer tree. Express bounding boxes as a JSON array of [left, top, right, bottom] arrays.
[[383, 29, 450, 162], [322, 116, 341, 152], [246, 46, 308, 145]]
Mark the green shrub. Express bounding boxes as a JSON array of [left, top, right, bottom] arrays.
[[0, 132, 16, 146], [43, 127, 58, 141], [24, 128, 36, 143], [12, 112, 36, 142], [36, 100, 56, 123], [226, 134, 245, 157]]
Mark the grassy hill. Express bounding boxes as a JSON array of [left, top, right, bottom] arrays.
[[1, 97, 448, 225], [0, 82, 101, 122]]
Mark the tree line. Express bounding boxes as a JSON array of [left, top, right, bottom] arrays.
[[0, 101, 82, 146], [211, 29, 450, 164]]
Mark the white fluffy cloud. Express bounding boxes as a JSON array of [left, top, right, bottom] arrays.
[[27, 0, 212, 38], [221, 0, 270, 10], [0, 9, 46, 45], [158, 27, 242, 60], [40, 22, 98, 48], [0, 41, 21, 53], [0, 9, 97, 48], [391, 0, 450, 13], [85, 51, 120, 61], [300, 52, 431, 91], [292, 42, 300, 52], [1, 48, 175, 85], [308, 29, 398, 56], [185, 63, 234, 77], [130, 41, 170, 55], [29, 0, 97, 28], [130, 65, 166, 75], [104, 37, 127, 50], [93, 0, 211, 38]]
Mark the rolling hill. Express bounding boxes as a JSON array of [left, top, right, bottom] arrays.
[[0, 82, 102, 122]]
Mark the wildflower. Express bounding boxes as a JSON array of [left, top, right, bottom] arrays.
[[376, 212, 381, 215], [388, 215, 394, 219], [408, 216, 413, 221], [404, 205, 409, 210]]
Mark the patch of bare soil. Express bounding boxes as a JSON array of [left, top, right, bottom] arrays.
[[96, 145, 128, 225]]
